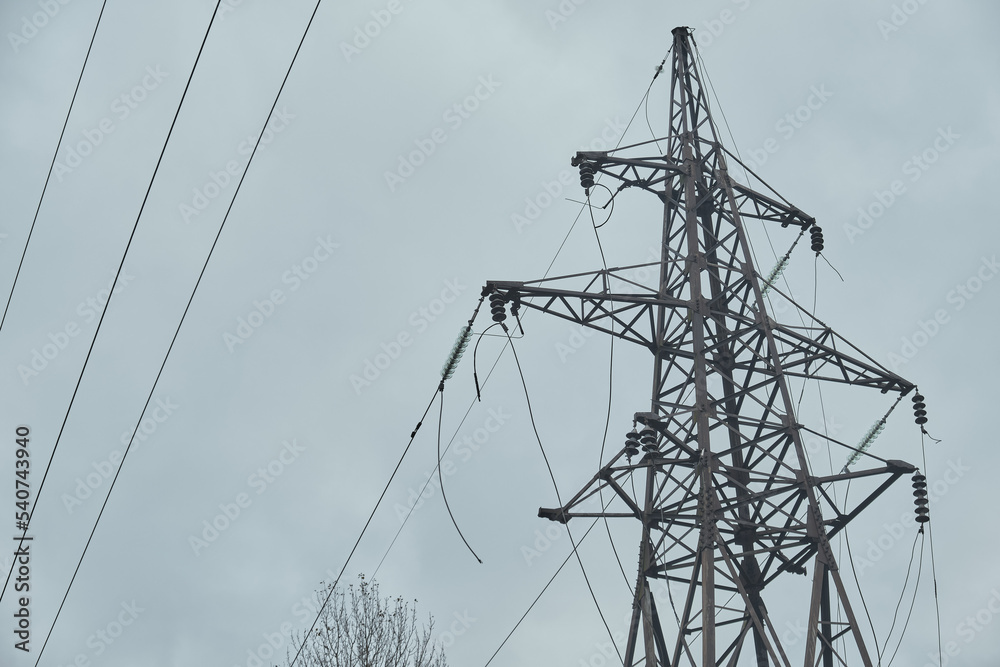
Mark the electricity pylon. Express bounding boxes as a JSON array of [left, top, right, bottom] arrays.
[[485, 27, 918, 666]]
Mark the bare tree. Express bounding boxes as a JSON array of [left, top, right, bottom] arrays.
[[285, 575, 448, 667]]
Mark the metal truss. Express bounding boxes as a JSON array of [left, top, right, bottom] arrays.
[[485, 27, 916, 667]]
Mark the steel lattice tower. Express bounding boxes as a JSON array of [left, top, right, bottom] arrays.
[[484, 27, 918, 667]]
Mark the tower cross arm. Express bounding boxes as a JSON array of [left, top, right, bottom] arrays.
[[727, 180, 815, 229], [762, 318, 915, 394], [572, 150, 687, 197], [484, 278, 687, 350]]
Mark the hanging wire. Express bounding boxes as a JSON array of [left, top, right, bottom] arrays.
[[372, 322, 511, 578], [288, 385, 441, 667], [435, 388, 483, 563], [586, 192, 633, 592], [882, 531, 925, 666], [507, 335, 624, 666], [842, 481, 884, 663], [482, 499, 618, 667], [919, 431, 944, 667]]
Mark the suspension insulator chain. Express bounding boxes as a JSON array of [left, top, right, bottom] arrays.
[[912, 473, 930, 524], [912, 392, 928, 426], [624, 427, 640, 460], [810, 224, 824, 254], [639, 426, 658, 453], [489, 292, 509, 331], [579, 162, 595, 195]]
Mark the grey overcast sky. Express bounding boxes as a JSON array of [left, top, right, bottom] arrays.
[[1, 1, 998, 665]]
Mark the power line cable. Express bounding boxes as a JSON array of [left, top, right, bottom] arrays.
[[372, 338, 506, 578], [29, 3, 226, 660], [0, 0, 109, 336], [919, 433, 944, 666], [883, 531, 924, 666], [584, 192, 632, 593], [507, 335, 624, 665], [31, 0, 329, 658], [435, 387, 483, 563], [0, 0, 218, 608], [842, 481, 883, 664], [482, 494, 619, 667], [288, 386, 441, 667]]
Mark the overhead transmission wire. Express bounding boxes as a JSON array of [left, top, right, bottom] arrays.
[[506, 334, 624, 666], [27, 3, 226, 661], [694, 43, 774, 268], [0, 0, 109, 595], [881, 530, 924, 666], [919, 431, 944, 666], [0, 0, 109, 336], [31, 2, 331, 661], [842, 430, 940, 667], [288, 386, 442, 667], [585, 172, 633, 592], [842, 480, 884, 662], [372, 343, 505, 578], [0, 0, 220, 609], [436, 309, 484, 564], [482, 501, 617, 667]]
